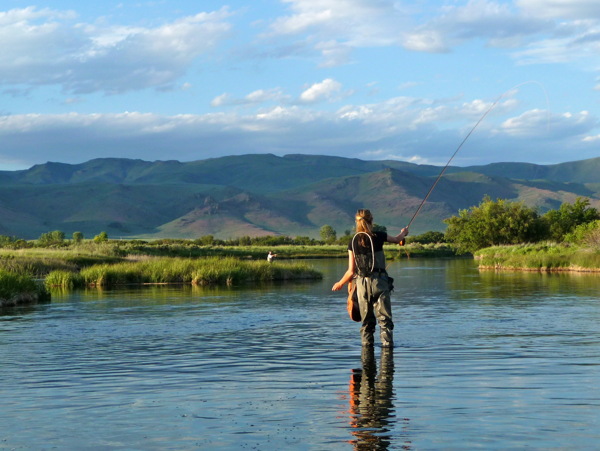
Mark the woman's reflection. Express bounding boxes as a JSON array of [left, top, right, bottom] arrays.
[[347, 347, 411, 450]]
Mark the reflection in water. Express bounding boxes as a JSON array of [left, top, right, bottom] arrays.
[[2, 259, 600, 449], [347, 347, 411, 450]]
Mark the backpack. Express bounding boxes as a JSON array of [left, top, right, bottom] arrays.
[[351, 232, 375, 277], [350, 231, 395, 294]]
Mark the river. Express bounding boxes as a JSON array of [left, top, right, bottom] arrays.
[[1, 258, 599, 450]]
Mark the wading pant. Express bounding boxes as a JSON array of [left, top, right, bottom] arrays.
[[356, 273, 394, 347]]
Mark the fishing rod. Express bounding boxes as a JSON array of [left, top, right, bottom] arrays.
[[404, 81, 549, 233]]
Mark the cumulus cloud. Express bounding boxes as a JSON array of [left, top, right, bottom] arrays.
[[211, 88, 289, 107], [2, 91, 596, 169], [402, 0, 552, 52], [299, 78, 345, 103], [0, 6, 233, 94], [265, 0, 407, 65], [511, 19, 600, 65], [263, 0, 558, 60], [501, 110, 596, 138], [212, 79, 350, 107]]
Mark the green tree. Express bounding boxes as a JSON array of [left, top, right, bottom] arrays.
[[238, 236, 252, 246], [0, 235, 15, 248], [38, 230, 65, 247], [72, 231, 84, 244], [444, 196, 542, 254], [320, 224, 337, 243], [93, 231, 108, 243], [199, 235, 215, 245], [408, 231, 446, 244], [542, 197, 600, 242]]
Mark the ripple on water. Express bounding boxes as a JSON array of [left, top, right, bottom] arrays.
[[1, 260, 600, 449]]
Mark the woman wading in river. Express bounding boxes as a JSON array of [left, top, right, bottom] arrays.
[[332, 209, 408, 347]]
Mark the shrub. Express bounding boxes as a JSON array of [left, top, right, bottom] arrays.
[[444, 196, 543, 254]]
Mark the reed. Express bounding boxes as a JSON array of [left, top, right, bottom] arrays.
[[0, 269, 50, 306], [46, 257, 322, 288], [44, 270, 85, 289]]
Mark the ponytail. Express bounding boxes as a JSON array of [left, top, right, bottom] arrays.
[[355, 209, 374, 247]]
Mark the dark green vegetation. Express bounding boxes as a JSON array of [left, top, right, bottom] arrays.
[[1, 154, 599, 240], [442, 197, 600, 272], [0, 269, 50, 307], [445, 197, 600, 255]]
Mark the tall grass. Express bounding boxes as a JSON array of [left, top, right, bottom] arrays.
[[0, 269, 50, 306], [475, 243, 600, 271], [45, 257, 322, 288], [0, 248, 124, 277]]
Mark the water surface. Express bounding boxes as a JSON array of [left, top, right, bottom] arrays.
[[1, 259, 599, 449]]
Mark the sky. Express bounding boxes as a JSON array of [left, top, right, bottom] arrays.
[[0, 0, 599, 171]]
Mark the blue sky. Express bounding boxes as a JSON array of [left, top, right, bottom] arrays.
[[0, 0, 599, 170]]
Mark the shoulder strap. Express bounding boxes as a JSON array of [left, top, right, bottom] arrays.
[[351, 232, 375, 276]]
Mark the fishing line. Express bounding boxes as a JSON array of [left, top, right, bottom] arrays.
[[405, 81, 550, 231]]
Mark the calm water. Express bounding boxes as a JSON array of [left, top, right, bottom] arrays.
[[1, 258, 600, 450]]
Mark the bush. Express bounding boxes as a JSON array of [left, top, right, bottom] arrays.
[[444, 196, 543, 254], [407, 231, 445, 244], [542, 197, 600, 242], [565, 220, 600, 248]]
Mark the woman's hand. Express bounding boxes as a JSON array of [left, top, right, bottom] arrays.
[[332, 281, 344, 291]]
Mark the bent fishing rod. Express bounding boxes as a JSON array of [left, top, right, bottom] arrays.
[[402, 81, 549, 236]]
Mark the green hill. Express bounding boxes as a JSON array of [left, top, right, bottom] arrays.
[[0, 154, 598, 239]]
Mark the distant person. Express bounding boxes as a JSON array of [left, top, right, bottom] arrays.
[[332, 209, 408, 347], [267, 251, 277, 262]]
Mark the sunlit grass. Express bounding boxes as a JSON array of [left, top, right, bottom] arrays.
[[45, 257, 322, 288], [475, 243, 600, 271]]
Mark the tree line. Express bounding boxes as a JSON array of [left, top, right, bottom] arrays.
[[1, 196, 598, 253], [318, 196, 600, 253]]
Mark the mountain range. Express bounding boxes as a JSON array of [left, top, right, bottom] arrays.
[[0, 154, 599, 240]]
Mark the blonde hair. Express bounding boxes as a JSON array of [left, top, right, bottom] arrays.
[[355, 209, 374, 236]]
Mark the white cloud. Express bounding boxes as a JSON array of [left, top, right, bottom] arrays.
[[299, 78, 343, 103], [512, 20, 600, 65], [501, 110, 595, 139], [517, 0, 600, 19], [262, 0, 561, 65], [402, 0, 552, 53], [0, 7, 233, 94], [3, 89, 595, 170], [265, 0, 407, 65], [211, 88, 289, 107]]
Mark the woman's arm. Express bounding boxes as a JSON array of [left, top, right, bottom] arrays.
[[331, 250, 356, 291], [387, 226, 409, 244]]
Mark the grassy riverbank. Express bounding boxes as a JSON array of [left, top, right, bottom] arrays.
[[45, 257, 322, 288], [0, 269, 51, 307], [475, 243, 600, 272], [1, 241, 456, 277], [0, 240, 457, 291]]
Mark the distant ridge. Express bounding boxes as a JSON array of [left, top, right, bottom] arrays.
[[0, 154, 598, 239]]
